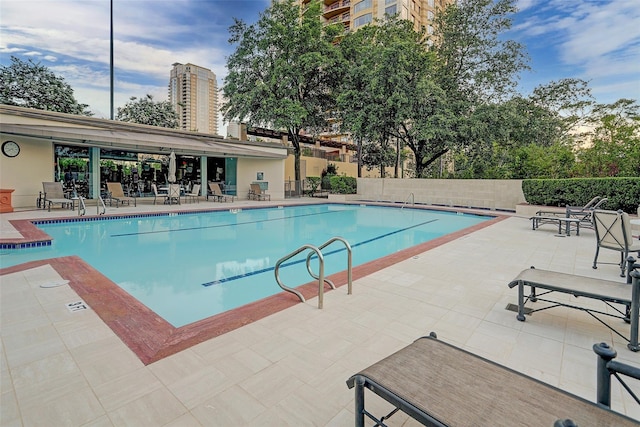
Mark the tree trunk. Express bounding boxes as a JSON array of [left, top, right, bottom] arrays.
[[357, 136, 362, 178]]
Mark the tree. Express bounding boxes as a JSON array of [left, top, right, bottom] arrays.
[[575, 99, 640, 177], [424, 0, 529, 176], [0, 56, 92, 115], [116, 94, 179, 128], [338, 17, 455, 178], [222, 0, 342, 182]]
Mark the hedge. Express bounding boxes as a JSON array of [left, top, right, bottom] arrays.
[[328, 175, 357, 194], [522, 177, 640, 214]]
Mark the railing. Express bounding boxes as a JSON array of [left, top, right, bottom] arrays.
[[275, 244, 323, 306], [77, 196, 106, 216], [274, 237, 353, 309], [306, 236, 353, 297], [401, 193, 414, 209]]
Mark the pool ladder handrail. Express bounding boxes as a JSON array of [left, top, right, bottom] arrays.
[[274, 237, 353, 309], [305, 237, 352, 297], [77, 196, 106, 216], [401, 193, 414, 209]]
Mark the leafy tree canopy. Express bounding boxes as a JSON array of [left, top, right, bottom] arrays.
[[222, 0, 342, 181], [116, 94, 178, 129], [0, 56, 92, 116]]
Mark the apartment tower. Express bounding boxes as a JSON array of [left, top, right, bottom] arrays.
[[304, 0, 453, 33], [169, 63, 218, 135]]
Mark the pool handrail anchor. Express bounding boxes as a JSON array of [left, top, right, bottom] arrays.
[[77, 196, 86, 216], [401, 193, 414, 209], [305, 236, 353, 296], [97, 196, 106, 215], [275, 244, 324, 307]]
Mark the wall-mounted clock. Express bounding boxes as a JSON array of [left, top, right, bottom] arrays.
[[2, 141, 20, 158]]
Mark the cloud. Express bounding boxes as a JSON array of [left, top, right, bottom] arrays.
[[0, 46, 25, 54], [23, 51, 42, 56], [512, 0, 640, 103]]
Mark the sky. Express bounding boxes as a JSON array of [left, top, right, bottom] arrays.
[[1, 0, 639, 128]]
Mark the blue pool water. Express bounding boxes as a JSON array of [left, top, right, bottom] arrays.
[[1, 204, 491, 327]]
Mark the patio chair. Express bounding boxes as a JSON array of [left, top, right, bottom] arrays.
[[106, 182, 136, 207], [248, 183, 270, 201], [184, 184, 200, 203], [151, 183, 168, 205], [592, 209, 640, 276], [207, 182, 235, 202], [167, 183, 181, 205], [42, 181, 73, 212]]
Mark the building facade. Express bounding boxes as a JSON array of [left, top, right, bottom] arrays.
[[304, 0, 452, 33], [168, 63, 219, 135]]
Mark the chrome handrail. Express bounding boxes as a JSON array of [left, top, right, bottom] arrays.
[[275, 244, 325, 307], [401, 193, 414, 209], [305, 236, 353, 296]]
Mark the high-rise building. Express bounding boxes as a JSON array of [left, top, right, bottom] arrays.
[[303, 0, 453, 34], [169, 63, 218, 135]]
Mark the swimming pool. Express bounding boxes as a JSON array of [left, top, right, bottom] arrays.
[[1, 204, 492, 327]]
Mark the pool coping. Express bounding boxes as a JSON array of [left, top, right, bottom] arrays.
[[0, 204, 507, 364]]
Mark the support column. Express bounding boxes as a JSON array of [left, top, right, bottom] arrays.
[[88, 147, 100, 199], [200, 156, 207, 196]]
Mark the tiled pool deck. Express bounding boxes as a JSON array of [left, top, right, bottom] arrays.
[[1, 199, 639, 426]]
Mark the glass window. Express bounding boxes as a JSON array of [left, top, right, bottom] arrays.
[[353, 13, 372, 28], [385, 5, 397, 16], [428, 10, 434, 20], [428, 0, 435, 7], [354, 0, 372, 14]]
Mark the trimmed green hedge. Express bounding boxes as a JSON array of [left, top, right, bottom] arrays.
[[328, 175, 357, 194], [522, 177, 640, 214]]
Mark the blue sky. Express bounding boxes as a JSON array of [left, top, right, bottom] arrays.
[[1, 0, 639, 124]]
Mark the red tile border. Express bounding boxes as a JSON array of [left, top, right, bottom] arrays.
[[0, 207, 506, 364]]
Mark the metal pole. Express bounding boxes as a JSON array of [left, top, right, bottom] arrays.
[[110, 0, 114, 120], [593, 342, 616, 408]]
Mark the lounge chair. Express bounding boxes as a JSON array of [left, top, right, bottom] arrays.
[[533, 196, 606, 235], [347, 333, 639, 426], [508, 260, 639, 351], [42, 181, 73, 212], [207, 182, 235, 202], [151, 183, 168, 205], [592, 209, 640, 276], [106, 182, 136, 207], [248, 183, 270, 201], [184, 183, 200, 203], [567, 197, 608, 228]]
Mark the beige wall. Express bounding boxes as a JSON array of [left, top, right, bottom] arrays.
[[237, 157, 285, 200], [285, 154, 395, 180], [0, 135, 55, 208], [355, 178, 526, 211]]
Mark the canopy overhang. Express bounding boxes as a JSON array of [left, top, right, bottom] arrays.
[[1, 124, 287, 159]]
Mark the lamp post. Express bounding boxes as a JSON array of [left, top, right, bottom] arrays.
[[110, 0, 114, 120]]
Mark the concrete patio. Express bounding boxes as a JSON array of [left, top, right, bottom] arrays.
[[1, 199, 639, 426]]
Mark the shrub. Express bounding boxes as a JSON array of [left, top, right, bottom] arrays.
[[328, 175, 357, 194], [522, 177, 640, 213]]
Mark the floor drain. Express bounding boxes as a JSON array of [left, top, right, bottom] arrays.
[[505, 303, 532, 315]]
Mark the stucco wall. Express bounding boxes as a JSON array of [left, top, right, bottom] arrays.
[[285, 154, 395, 181], [0, 135, 55, 208], [237, 157, 285, 200], [355, 178, 526, 212]]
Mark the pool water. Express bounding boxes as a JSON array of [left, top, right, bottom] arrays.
[[1, 204, 491, 326]]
